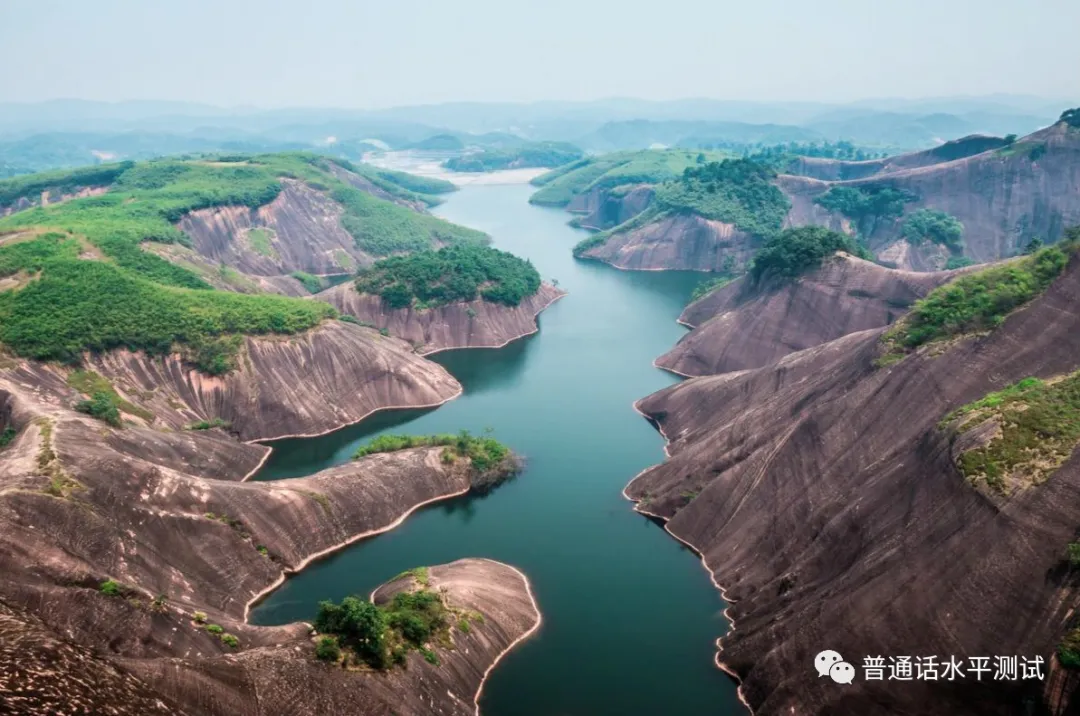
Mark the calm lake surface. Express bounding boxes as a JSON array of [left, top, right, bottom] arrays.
[[250, 182, 743, 715]]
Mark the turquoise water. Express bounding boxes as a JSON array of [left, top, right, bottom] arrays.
[[250, 183, 743, 715]]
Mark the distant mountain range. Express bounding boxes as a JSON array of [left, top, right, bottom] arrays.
[[0, 96, 1074, 176]]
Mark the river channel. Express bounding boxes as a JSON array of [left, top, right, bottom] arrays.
[[250, 181, 743, 716]]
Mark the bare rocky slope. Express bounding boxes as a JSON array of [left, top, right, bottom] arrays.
[[562, 119, 1080, 272], [178, 178, 372, 279], [577, 213, 758, 272], [318, 281, 566, 354], [0, 320, 541, 715], [657, 254, 965, 377], [626, 252, 1080, 715], [566, 184, 654, 231]]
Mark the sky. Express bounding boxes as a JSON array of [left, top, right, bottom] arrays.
[[0, 0, 1077, 108]]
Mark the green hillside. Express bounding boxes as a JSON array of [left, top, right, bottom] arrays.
[[443, 142, 583, 173], [355, 244, 541, 309], [0, 153, 485, 370], [528, 149, 731, 207], [572, 158, 790, 257]]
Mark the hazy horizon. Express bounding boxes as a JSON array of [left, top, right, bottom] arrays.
[[2, 0, 1077, 109]]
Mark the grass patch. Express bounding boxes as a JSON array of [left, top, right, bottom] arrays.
[[245, 228, 277, 258], [331, 183, 486, 256], [186, 417, 231, 431], [689, 273, 737, 303], [353, 430, 512, 473], [355, 244, 540, 308], [394, 566, 430, 586], [878, 245, 1070, 365], [943, 372, 1080, 493], [290, 271, 325, 294], [67, 370, 154, 423]]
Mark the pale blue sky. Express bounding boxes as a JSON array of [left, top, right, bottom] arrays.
[[0, 0, 1076, 108]]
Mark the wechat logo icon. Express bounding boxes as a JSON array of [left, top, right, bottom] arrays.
[[815, 650, 855, 684]]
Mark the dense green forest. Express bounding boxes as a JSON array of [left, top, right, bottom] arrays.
[[749, 226, 872, 281], [443, 142, 583, 172], [529, 149, 730, 207], [814, 184, 917, 235], [354, 244, 541, 309], [901, 209, 965, 254], [653, 159, 790, 238], [0, 153, 487, 370]]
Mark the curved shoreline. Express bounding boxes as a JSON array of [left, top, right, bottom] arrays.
[[418, 289, 567, 357], [241, 385, 464, 449], [242, 481, 472, 622], [471, 559, 543, 716], [623, 399, 755, 715]]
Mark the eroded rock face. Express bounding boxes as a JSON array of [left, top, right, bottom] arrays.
[[658, 254, 962, 377], [117, 559, 539, 716], [580, 213, 758, 272], [179, 178, 372, 276], [786, 123, 1080, 266], [627, 255, 1080, 715], [785, 135, 1010, 182], [317, 282, 566, 354], [567, 185, 655, 231], [71, 320, 462, 441], [0, 338, 536, 715]]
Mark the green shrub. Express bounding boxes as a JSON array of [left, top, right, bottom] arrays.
[[220, 633, 239, 648], [1060, 627, 1080, 668], [291, 271, 325, 294], [315, 635, 342, 662], [945, 256, 976, 270], [206, 624, 224, 635], [193, 611, 207, 624], [75, 391, 122, 427], [1068, 542, 1080, 567], [902, 209, 965, 253], [355, 244, 540, 308], [189, 335, 244, 376], [186, 418, 231, 431], [314, 595, 388, 668], [750, 226, 870, 282], [690, 274, 736, 303], [880, 246, 1069, 362], [0, 426, 16, 448], [99, 579, 122, 596]]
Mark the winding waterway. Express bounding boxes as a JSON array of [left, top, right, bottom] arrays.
[[250, 182, 743, 715]]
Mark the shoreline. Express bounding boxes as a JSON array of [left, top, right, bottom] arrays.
[[418, 288, 567, 357], [623, 399, 756, 715], [242, 480, 472, 622]]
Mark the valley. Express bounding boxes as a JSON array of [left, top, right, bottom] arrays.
[[1, 102, 1080, 716]]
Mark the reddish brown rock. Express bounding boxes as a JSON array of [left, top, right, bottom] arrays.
[[658, 254, 965, 377], [317, 282, 566, 354], [626, 253, 1080, 715]]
